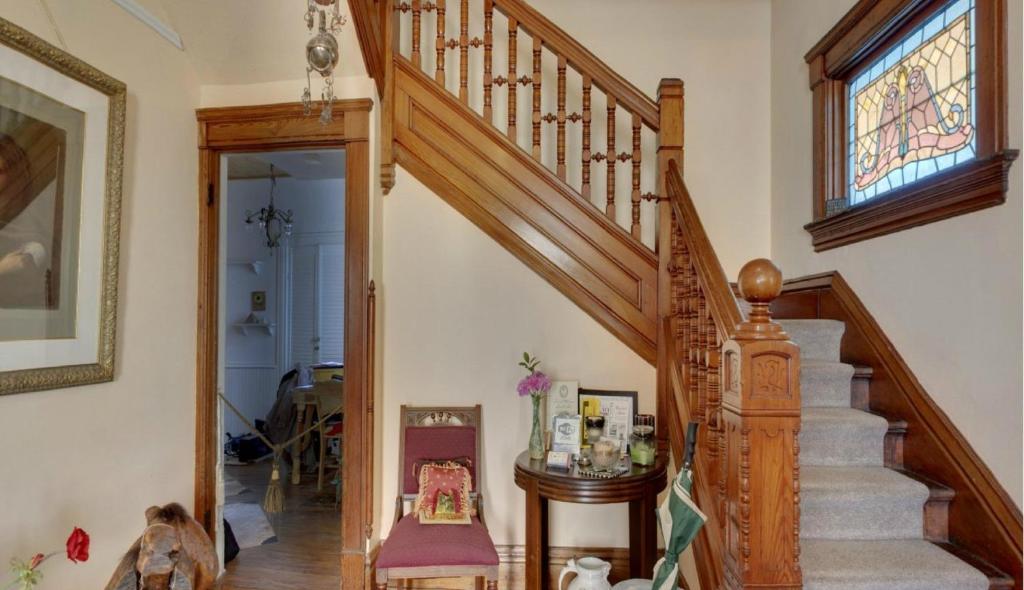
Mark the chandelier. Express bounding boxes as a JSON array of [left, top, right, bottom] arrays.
[[302, 0, 346, 125], [245, 165, 293, 252]]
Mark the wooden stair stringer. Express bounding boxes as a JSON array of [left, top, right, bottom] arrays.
[[392, 58, 658, 363]]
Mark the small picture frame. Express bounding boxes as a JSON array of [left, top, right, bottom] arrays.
[[546, 380, 579, 428], [251, 290, 266, 311], [579, 389, 638, 452], [551, 414, 582, 456]]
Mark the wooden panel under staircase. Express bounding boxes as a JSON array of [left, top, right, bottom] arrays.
[[392, 57, 658, 361], [371, 0, 680, 363]]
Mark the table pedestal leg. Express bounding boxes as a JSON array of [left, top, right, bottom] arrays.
[[629, 495, 658, 578], [291, 404, 306, 485], [525, 480, 549, 590]]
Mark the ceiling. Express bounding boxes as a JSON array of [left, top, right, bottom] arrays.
[[227, 150, 346, 180], [156, 0, 367, 85]]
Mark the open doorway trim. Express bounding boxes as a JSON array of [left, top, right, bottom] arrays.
[[194, 100, 373, 590]]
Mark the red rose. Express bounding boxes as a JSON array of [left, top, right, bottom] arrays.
[[65, 527, 89, 563]]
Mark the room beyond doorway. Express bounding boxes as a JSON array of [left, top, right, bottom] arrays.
[[219, 148, 346, 588], [194, 101, 373, 590]]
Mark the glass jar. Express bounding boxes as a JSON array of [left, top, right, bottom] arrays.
[[630, 414, 656, 466]]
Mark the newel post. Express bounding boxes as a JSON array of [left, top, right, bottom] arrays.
[[655, 78, 683, 453], [722, 259, 802, 589]]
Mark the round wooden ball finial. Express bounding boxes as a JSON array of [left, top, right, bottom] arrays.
[[738, 258, 783, 304]]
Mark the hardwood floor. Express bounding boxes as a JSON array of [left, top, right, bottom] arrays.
[[221, 462, 342, 590]]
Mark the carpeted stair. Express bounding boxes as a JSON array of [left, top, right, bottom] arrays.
[[777, 319, 989, 590]]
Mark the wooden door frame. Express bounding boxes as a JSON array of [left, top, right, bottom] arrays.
[[194, 100, 373, 589]]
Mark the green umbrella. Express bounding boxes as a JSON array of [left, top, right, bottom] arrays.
[[651, 425, 706, 590]]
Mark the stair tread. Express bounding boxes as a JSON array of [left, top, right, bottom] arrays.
[[800, 408, 887, 467], [801, 466, 928, 540], [802, 539, 989, 590], [802, 465, 929, 499], [802, 407, 888, 425], [778, 319, 845, 362]]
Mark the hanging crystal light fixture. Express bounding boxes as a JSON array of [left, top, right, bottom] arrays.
[[302, 0, 346, 125], [245, 165, 294, 253]]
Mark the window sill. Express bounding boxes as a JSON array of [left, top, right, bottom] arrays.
[[804, 150, 1019, 252]]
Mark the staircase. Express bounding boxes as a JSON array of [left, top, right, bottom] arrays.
[[783, 319, 989, 590], [348, 1, 1022, 588]]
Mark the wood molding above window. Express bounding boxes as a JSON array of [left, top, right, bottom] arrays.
[[804, 0, 1017, 251]]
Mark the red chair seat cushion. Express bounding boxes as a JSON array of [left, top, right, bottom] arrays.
[[324, 422, 343, 437], [376, 514, 499, 568]]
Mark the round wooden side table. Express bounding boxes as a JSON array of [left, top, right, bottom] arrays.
[[513, 450, 668, 590]]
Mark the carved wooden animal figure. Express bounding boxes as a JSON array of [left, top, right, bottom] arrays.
[[105, 503, 219, 590]]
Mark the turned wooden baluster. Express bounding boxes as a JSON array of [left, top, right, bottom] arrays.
[[482, 0, 493, 121], [411, 0, 422, 68], [630, 115, 642, 238], [555, 55, 567, 180], [581, 76, 592, 200], [434, 0, 446, 84], [531, 35, 542, 160], [722, 259, 802, 590], [459, 0, 469, 103], [605, 96, 616, 219], [507, 17, 518, 141], [697, 291, 709, 426]]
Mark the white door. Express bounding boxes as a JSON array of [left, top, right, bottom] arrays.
[[288, 236, 344, 367]]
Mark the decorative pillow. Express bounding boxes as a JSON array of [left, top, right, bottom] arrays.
[[415, 462, 472, 525]]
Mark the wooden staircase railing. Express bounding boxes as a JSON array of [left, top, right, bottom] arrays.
[[661, 160, 802, 589], [382, 0, 664, 244]]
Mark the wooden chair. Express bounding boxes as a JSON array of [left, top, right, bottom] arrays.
[[375, 405, 499, 590]]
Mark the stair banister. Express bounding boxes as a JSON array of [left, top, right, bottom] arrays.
[[722, 259, 802, 589], [662, 161, 801, 588]]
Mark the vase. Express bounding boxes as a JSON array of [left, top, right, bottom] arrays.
[[529, 394, 545, 460]]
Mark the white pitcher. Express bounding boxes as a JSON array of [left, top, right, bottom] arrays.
[[558, 557, 612, 590]]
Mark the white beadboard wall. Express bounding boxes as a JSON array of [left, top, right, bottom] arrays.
[[223, 366, 281, 437]]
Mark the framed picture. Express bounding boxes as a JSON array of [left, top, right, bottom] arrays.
[[0, 17, 126, 395], [551, 414, 581, 456], [546, 380, 578, 428], [251, 290, 267, 311], [579, 389, 637, 451]]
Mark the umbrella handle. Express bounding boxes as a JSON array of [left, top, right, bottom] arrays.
[[683, 422, 699, 470]]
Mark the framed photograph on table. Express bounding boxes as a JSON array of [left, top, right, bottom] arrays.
[[579, 389, 637, 451], [0, 17, 126, 395], [546, 380, 578, 427]]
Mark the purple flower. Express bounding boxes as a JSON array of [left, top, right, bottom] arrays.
[[517, 371, 552, 397]]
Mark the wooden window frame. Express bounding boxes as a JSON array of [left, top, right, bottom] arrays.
[[804, 0, 1018, 252]]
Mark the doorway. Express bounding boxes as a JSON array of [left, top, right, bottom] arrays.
[[194, 101, 373, 590]]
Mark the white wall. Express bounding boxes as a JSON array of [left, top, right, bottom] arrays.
[[380, 168, 656, 546], [538, 0, 774, 275], [0, 1, 201, 587], [770, 0, 1023, 506]]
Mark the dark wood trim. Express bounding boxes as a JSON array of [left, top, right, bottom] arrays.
[[772, 271, 1023, 588], [805, 149, 1019, 251], [347, 0, 385, 94], [195, 101, 374, 590], [805, 0, 1015, 248]]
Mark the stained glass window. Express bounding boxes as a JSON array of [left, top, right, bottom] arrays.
[[848, 0, 975, 205]]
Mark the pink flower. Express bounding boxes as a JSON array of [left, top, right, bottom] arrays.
[[517, 371, 552, 397]]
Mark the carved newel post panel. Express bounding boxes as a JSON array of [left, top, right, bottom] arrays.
[[722, 259, 802, 589]]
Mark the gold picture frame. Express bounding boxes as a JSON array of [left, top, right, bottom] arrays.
[[0, 16, 125, 395]]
